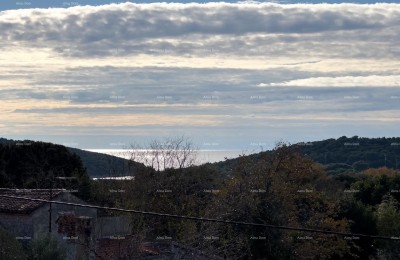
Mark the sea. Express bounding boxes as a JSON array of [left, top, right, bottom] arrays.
[[87, 149, 262, 180], [85, 149, 256, 164]]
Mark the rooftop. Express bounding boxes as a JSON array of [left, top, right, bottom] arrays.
[[0, 188, 65, 214]]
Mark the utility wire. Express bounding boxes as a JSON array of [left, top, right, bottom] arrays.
[[0, 194, 399, 241]]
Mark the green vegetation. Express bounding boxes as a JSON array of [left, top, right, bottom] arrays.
[[298, 136, 400, 174], [0, 140, 91, 200], [337, 168, 400, 259]]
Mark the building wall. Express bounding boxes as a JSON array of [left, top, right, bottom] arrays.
[[0, 213, 33, 243], [31, 192, 97, 238], [32, 192, 97, 260], [0, 192, 97, 260]]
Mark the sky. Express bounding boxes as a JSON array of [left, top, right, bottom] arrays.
[[2, 0, 400, 11], [1, 1, 400, 150]]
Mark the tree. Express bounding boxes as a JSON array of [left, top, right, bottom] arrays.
[[126, 163, 224, 242], [375, 195, 400, 259], [197, 144, 351, 259], [127, 136, 198, 171], [338, 169, 400, 259], [0, 141, 91, 200], [338, 198, 377, 259], [352, 169, 400, 206]]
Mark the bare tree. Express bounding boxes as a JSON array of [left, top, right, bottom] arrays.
[[126, 136, 198, 172]]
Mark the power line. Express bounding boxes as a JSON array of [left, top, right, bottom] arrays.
[[0, 194, 399, 241]]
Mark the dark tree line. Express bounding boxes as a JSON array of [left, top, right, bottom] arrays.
[[299, 136, 400, 174], [0, 140, 91, 200]]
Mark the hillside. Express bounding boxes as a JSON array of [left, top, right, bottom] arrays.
[[0, 139, 91, 199], [0, 138, 143, 178], [214, 136, 400, 175], [67, 147, 145, 177], [298, 136, 400, 174]]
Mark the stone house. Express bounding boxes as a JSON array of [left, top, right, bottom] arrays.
[[0, 188, 223, 260], [0, 188, 97, 260]]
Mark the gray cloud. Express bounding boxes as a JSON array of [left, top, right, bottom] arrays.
[[1, 3, 400, 58], [5, 66, 399, 119]]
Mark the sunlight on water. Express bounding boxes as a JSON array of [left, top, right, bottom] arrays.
[[85, 149, 256, 165]]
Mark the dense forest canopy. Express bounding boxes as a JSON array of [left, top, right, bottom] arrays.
[[299, 136, 400, 174], [0, 139, 91, 200]]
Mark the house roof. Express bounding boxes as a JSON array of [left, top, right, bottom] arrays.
[[0, 188, 65, 214]]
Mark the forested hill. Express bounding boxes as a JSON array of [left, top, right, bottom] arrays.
[[0, 139, 91, 199], [67, 147, 145, 178], [0, 138, 14, 145], [298, 136, 400, 174], [0, 138, 142, 178], [214, 136, 400, 175]]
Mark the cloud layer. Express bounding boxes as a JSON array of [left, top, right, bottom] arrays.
[[1, 3, 400, 148], [1, 3, 400, 58]]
